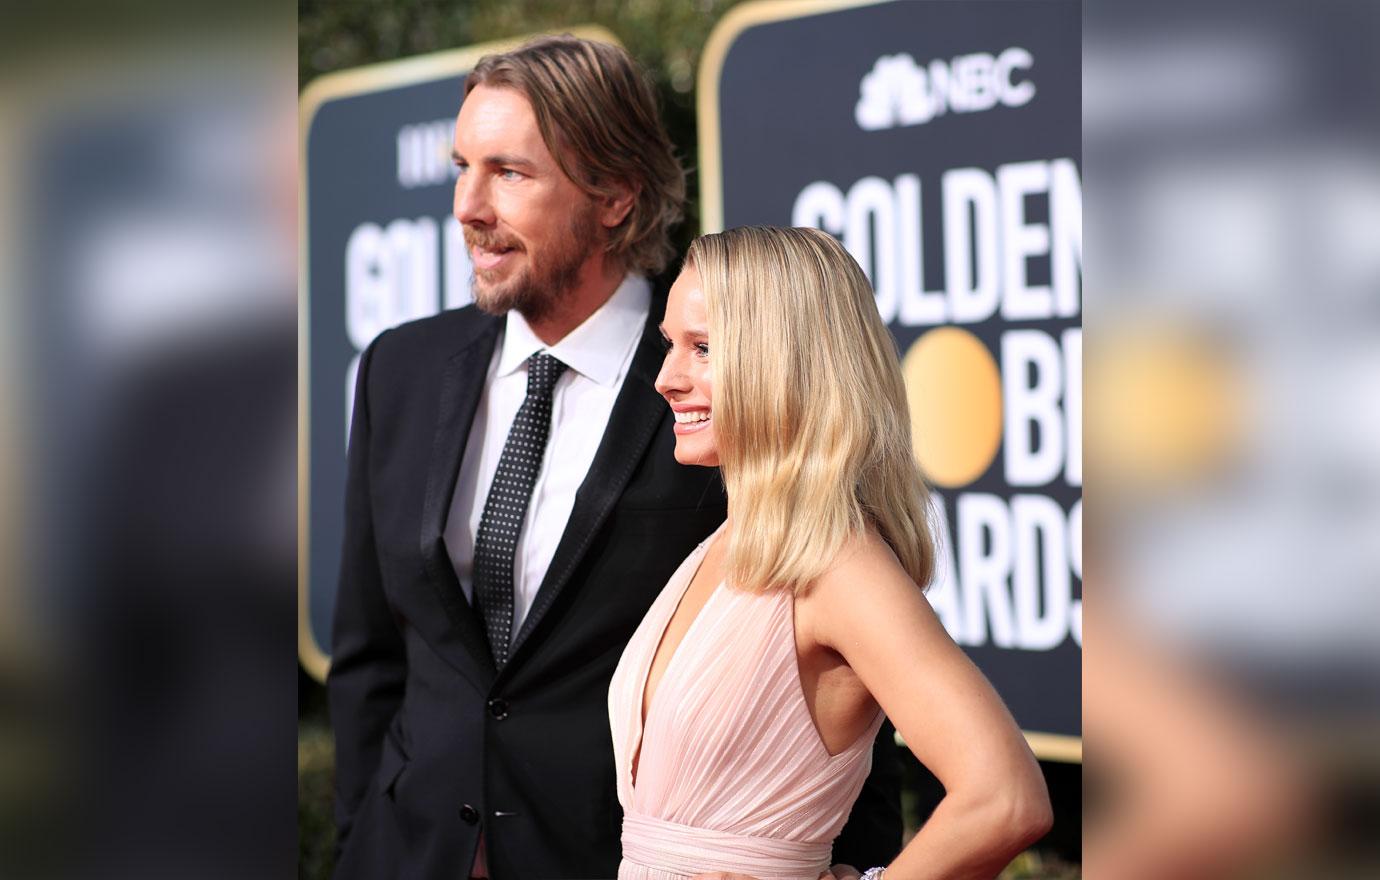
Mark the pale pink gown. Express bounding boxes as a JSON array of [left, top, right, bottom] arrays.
[[608, 525, 884, 880]]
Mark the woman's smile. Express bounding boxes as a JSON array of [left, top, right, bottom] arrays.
[[672, 408, 712, 433]]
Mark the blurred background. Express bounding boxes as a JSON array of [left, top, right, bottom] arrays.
[[1083, 1, 1380, 877], [0, 0, 1375, 878], [1, 3, 297, 879]]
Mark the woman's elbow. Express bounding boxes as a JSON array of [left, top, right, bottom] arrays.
[[964, 770, 1052, 854], [1002, 773, 1054, 849], [1013, 784, 1054, 846]]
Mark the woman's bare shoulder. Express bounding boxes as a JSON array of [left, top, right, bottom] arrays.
[[798, 528, 927, 642], [815, 528, 915, 594]]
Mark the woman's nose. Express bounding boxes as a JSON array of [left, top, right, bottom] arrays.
[[654, 351, 688, 397]]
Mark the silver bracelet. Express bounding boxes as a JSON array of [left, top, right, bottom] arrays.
[[859, 869, 886, 880]]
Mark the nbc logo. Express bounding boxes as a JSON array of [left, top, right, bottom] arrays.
[[856, 48, 1036, 130]]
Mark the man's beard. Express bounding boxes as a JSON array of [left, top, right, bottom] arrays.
[[464, 203, 602, 323]]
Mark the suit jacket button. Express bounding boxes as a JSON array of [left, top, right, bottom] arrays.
[[487, 698, 510, 720], [459, 804, 479, 825]]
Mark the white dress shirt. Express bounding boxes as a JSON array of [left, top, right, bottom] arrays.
[[444, 275, 651, 637]]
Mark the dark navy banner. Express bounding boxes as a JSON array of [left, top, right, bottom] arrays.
[[700, 0, 1082, 756]]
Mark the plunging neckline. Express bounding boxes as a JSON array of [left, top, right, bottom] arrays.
[[630, 524, 727, 789]]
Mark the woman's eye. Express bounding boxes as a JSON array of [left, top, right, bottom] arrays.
[[695, 343, 710, 357]]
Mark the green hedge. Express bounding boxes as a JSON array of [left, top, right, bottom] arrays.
[[298, 721, 336, 880]]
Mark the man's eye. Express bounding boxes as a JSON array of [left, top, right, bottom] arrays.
[[500, 168, 523, 181], [453, 161, 468, 174]]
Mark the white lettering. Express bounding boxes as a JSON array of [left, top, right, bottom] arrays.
[[998, 161, 1053, 320], [385, 217, 439, 326], [958, 493, 1016, 648], [1063, 327, 1082, 487], [953, 53, 997, 113], [345, 223, 388, 351], [791, 181, 846, 233], [996, 47, 1036, 107], [1002, 329, 1065, 486], [344, 215, 450, 434], [923, 495, 966, 642], [897, 174, 947, 324], [844, 177, 898, 323], [792, 159, 1081, 328], [1011, 494, 1070, 650], [1050, 158, 1082, 318], [396, 119, 459, 189], [929, 492, 1081, 650], [1069, 499, 1083, 647], [856, 47, 1038, 131], [942, 167, 1000, 324]]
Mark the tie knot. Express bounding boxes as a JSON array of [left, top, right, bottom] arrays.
[[526, 352, 567, 397]]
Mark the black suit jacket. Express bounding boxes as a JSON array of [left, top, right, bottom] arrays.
[[329, 297, 901, 879]]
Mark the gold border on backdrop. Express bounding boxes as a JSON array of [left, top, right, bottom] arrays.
[[297, 26, 622, 684], [696, 0, 890, 234], [1024, 732, 1082, 763], [695, 0, 1083, 764]]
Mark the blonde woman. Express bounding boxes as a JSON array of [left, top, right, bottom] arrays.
[[608, 227, 1051, 880]]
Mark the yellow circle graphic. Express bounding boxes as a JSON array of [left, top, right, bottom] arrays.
[[901, 327, 1003, 488]]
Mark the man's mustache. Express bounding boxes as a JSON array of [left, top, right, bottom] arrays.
[[463, 227, 523, 252]]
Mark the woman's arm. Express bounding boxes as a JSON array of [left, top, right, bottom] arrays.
[[807, 535, 1052, 880]]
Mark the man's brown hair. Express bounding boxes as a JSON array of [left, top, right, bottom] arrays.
[[465, 35, 686, 277]]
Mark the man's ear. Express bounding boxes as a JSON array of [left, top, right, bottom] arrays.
[[597, 181, 639, 229]]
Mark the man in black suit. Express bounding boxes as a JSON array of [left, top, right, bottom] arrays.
[[329, 35, 899, 880]]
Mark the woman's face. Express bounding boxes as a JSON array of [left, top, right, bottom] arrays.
[[654, 266, 719, 467]]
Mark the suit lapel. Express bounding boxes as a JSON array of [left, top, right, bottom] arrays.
[[507, 315, 669, 661], [419, 315, 502, 683]]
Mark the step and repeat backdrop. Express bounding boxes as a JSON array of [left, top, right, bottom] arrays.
[[301, 1, 1080, 758], [699, 0, 1081, 758]]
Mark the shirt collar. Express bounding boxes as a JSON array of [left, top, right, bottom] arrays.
[[495, 275, 651, 387]]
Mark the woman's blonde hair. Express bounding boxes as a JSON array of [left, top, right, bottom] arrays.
[[686, 226, 935, 595]]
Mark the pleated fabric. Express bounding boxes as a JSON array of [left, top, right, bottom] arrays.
[[608, 525, 884, 880]]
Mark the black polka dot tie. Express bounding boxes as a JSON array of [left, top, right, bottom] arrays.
[[473, 352, 567, 667]]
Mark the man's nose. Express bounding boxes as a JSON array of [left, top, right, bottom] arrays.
[[453, 174, 493, 226]]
